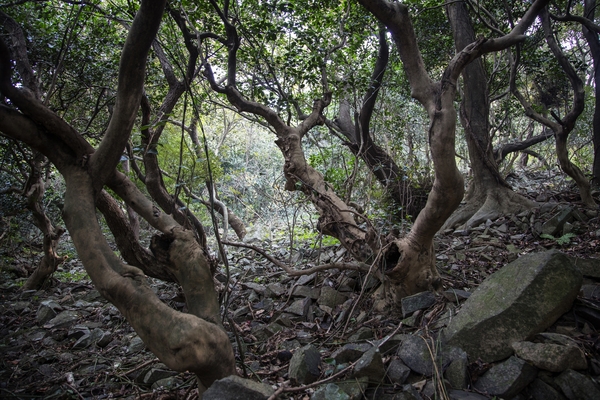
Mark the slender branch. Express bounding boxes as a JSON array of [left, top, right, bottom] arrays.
[[222, 240, 371, 276], [90, 0, 167, 190]]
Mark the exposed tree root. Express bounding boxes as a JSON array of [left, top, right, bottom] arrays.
[[443, 187, 537, 231]]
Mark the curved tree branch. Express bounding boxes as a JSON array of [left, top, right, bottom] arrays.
[[90, 0, 167, 190]]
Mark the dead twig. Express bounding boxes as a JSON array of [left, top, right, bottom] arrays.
[[222, 240, 371, 275], [266, 361, 357, 400], [120, 358, 159, 377]]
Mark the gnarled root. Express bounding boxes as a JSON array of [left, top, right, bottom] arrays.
[[443, 187, 536, 231]]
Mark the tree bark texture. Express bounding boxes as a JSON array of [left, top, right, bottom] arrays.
[[443, 0, 536, 230], [358, 0, 550, 302], [582, 0, 600, 185], [0, 0, 236, 387]]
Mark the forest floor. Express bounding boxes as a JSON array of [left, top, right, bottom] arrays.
[[1, 171, 599, 400]]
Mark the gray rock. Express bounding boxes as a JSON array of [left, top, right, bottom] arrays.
[[252, 323, 283, 342], [285, 298, 311, 318], [243, 282, 267, 295], [95, 329, 112, 347], [527, 378, 567, 400], [57, 352, 74, 363], [535, 332, 581, 347], [448, 389, 489, 400], [318, 286, 348, 309], [580, 284, 600, 300], [445, 354, 469, 389], [432, 307, 456, 329], [13, 301, 30, 313], [541, 207, 573, 236], [398, 335, 466, 376], [265, 283, 286, 297], [401, 314, 425, 328], [36, 300, 62, 325], [332, 343, 371, 364], [296, 273, 316, 286], [143, 364, 178, 385], [127, 336, 146, 353], [288, 344, 321, 385], [295, 330, 314, 344], [253, 298, 274, 312], [422, 380, 436, 399], [25, 329, 46, 341], [386, 359, 411, 385], [72, 332, 93, 349], [311, 383, 349, 400], [474, 356, 538, 398], [348, 327, 374, 342], [151, 376, 182, 390], [273, 313, 294, 328], [374, 334, 409, 354], [81, 290, 102, 302], [67, 325, 90, 340], [554, 369, 600, 400], [401, 291, 436, 317], [394, 384, 423, 400], [43, 310, 81, 329], [444, 250, 582, 362], [291, 285, 321, 299], [203, 375, 274, 400], [353, 347, 385, 382], [512, 341, 587, 372]]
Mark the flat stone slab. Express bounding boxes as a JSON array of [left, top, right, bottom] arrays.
[[527, 378, 567, 400], [317, 286, 348, 309], [443, 250, 582, 362], [43, 310, 82, 329], [331, 343, 371, 364], [401, 291, 436, 317]]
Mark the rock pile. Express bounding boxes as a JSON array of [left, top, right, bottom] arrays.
[[217, 249, 600, 399], [1, 204, 599, 399]]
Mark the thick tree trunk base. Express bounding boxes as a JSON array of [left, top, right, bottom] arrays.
[[383, 236, 442, 305], [442, 187, 537, 231]]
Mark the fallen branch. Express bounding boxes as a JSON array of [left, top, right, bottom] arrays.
[[222, 240, 371, 276], [266, 361, 357, 400]]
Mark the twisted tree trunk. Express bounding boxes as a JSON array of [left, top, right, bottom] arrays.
[[0, 0, 236, 389], [358, 0, 549, 302], [23, 155, 67, 290], [443, 0, 536, 230]]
